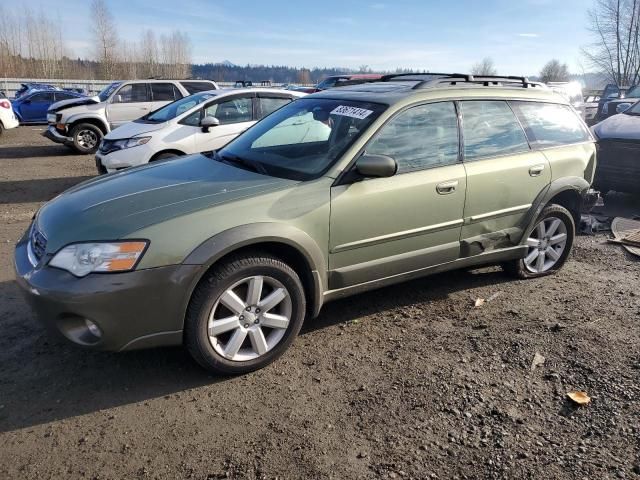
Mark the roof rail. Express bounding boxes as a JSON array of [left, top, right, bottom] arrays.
[[380, 72, 546, 89]]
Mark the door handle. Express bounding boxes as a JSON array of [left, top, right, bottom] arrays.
[[436, 180, 458, 195], [529, 164, 545, 177]]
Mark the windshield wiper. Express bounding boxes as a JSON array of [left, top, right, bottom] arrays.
[[216, 152, 267, 175]]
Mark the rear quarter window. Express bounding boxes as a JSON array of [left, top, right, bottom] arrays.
[[511, 101, 591, 147], [180, 81, 217, 94]]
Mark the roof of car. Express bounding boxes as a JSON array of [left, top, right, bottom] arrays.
[[310, 76, 565, 106]]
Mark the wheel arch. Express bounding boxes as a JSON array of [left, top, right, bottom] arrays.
[[150, 149, 187, 161], [519, 177, 589, 245], [68, 116, 109, 134], [181, 224, 327, 325]]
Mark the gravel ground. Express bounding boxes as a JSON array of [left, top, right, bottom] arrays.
[[1, 126, 639, 480]]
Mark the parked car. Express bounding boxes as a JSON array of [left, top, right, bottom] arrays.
[[43, 79, 219, 154], [12, 90, 86, 124], [592, 99, 640, 193], [584, 94, 601, 125], [234, 80, 253, 88], [15, 73, 596, 375], [597, 84, 640, 121], [0, 95, 20, 136], [14, 82, 60, 99], [547, 81, 585, 119], [95, 88, 305, 174], [594, 83, 637, 122]]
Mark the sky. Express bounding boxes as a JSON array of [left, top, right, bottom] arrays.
[[7, 0, 594, 76]]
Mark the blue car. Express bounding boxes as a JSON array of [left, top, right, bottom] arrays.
[[12, 90, 86, 124]]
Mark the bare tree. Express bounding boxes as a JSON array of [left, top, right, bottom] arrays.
[[583, 0, 640, 85], [159, 30, 191, 78], [539, 59, 570, 82], [471, 57, 497, 76], [139, 29, 159, 78], [358, 64, 372, 73], [91, 0, 119, 79]]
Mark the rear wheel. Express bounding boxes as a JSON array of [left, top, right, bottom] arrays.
[[185, 253, 306, 375], [504, 204, 575, 279], [71, 123, 103, 154]]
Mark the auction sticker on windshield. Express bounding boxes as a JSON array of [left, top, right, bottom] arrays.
[[331, 105, 373, 120]]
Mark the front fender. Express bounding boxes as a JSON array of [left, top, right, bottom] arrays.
[[183, 223, 327, 318], [65, 113, 109, 132]]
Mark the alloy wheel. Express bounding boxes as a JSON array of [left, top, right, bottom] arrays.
[[77, 129, 98, 150], [207, 275, 292, 362], [524, 216, 568, 273]]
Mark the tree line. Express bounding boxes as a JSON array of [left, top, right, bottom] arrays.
[[0, 0, 192, 80]]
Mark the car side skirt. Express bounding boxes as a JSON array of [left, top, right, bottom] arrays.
[[323, 244, 527, 303]]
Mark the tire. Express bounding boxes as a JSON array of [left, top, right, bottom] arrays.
[[70, 123, 103, 154], [152, 152, 180, 161], [503, 204, 575, 279], [185, 253, 306, 375]]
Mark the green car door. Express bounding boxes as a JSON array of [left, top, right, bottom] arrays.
[[328, 101, 467, 289], [458, 100, 551, 245]]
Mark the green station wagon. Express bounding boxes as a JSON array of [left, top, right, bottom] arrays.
[[15, 74, 596, 374]]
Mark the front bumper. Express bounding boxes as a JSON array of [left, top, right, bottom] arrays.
[[96, 145, 153, 173], [595, 140, 640, 193], [42, 125, 73, 146], [14, 234, 203, 351]]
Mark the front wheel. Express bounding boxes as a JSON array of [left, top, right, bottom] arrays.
[[71, 123, 103, 154], [504, 204, 575, 279], [184, 253, 306, 375]]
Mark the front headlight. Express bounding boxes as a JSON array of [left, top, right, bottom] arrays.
[[112, 136, 152, 150], [49, 241, 148, 277]]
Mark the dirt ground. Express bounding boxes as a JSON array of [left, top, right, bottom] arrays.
[[0, 126, 639, 480]]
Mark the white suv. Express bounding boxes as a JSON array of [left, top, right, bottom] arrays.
[[95, 88, 305, 174], [43, 79, 218, 153]]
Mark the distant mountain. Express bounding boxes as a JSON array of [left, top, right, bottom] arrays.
[[219, 60, 236, 67]]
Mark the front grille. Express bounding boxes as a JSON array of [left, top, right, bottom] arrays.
[[595, 140, 640, 192], [29, 226, 47, 262], [98, 139, 120, 155]]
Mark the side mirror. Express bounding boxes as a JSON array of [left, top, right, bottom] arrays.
[[355, 153, 397, 178], [616, 103, 632, 113], [201, 115, 220, 133]]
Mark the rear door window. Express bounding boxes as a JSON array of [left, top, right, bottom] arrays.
[[510, 101, 591, 147], [460, 101, 529, 161], [151, 83, 182, 101], [259, 97, 292, 118]]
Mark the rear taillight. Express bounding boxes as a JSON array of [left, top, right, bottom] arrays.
[[0, 100, 10, 109]]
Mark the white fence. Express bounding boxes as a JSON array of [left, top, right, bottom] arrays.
[[0, 78, 303, 97]]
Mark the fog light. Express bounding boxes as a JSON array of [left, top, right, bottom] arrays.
[[84, 319, 102, 338]]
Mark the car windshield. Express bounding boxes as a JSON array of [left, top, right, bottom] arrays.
[[98, 82, 121, 102], [215, 98, 387, 181], [624, 100, 640, 115], [142, 92, 217, 123]]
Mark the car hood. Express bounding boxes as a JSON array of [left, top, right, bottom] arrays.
[[105, 120, 167, 139], [593, 113, 640, 141], [48, 96, 99, 113], [36, 154, 298, 253]]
